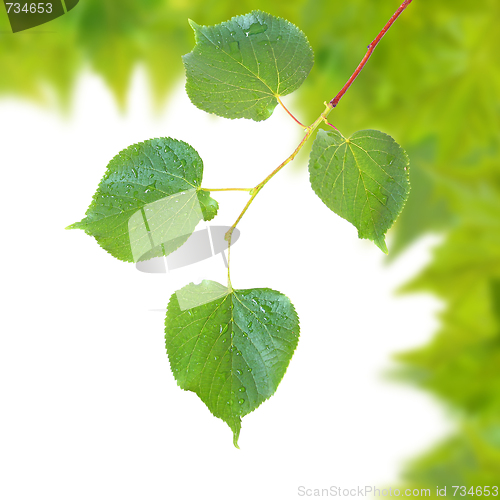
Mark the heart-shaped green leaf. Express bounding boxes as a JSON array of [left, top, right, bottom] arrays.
[[309, 129, 410, 253], [165, 280, 300, 447], [67, 138, 218, 262], [183, 10, 314, 121]]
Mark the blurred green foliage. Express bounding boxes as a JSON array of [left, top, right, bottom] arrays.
[[2, 0, 499, 488]]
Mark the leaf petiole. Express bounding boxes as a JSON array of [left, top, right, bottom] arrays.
[[199, 187, 252, 192], [276, 95, 307, 128]]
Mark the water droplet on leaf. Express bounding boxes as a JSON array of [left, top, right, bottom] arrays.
[[247, 22, 268, 35]]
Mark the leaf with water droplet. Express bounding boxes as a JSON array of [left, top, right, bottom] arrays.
[[67, 138, 219, 262], [308, 129, 410, 253], [165, 280, 300, 447], [183, 11, 314, 121]]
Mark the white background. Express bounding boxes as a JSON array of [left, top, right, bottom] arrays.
[[0, 69, 449, 499]]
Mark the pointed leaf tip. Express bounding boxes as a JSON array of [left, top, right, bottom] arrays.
[[233, 432, 240, 449], [375, 237, 389, 255]]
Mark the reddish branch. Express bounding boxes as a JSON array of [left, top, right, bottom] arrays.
[[329, 0, 413, 108]]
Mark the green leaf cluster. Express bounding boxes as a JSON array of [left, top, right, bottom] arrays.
[[392, 185, 500, 488], [57, 0, 500, 467], [67, 9, 411, 446]]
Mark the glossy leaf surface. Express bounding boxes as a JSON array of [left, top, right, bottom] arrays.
[[165, 280, 300, 447], [309, 129, 410, 253], [183, 10, 314, 121], [68, 138, 218, 262]]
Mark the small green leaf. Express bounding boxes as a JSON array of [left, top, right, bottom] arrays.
[[183, 10, 314, 121], [308, 129, 410, 253], [67, 138, 218, 262], [165, 280, 300, 447]]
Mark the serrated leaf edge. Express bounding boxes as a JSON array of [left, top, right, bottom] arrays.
[[164, 283, 300, 447]]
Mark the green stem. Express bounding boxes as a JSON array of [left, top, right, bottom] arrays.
[[199, 187, 252, 192], [224, 102, 333, 245], [227, 235, 232, 290], [222, 1, 413, 279]]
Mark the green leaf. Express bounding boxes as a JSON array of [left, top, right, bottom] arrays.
[[165, 280, 300, 447], [67, 138, 218, 262], [308, 129, 410, 253], [183, 10, 314, 121]]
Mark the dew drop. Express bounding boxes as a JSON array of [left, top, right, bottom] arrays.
[[247, 22, 268, 35], [239, 386, 246, 392], [238, 399, 245, 404]]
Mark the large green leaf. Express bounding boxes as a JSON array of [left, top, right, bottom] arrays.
[[308, 129, 410, 253], [67, 138, 218, 262], [183, 10, 314, 121], [165, 280, 300, 447]]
